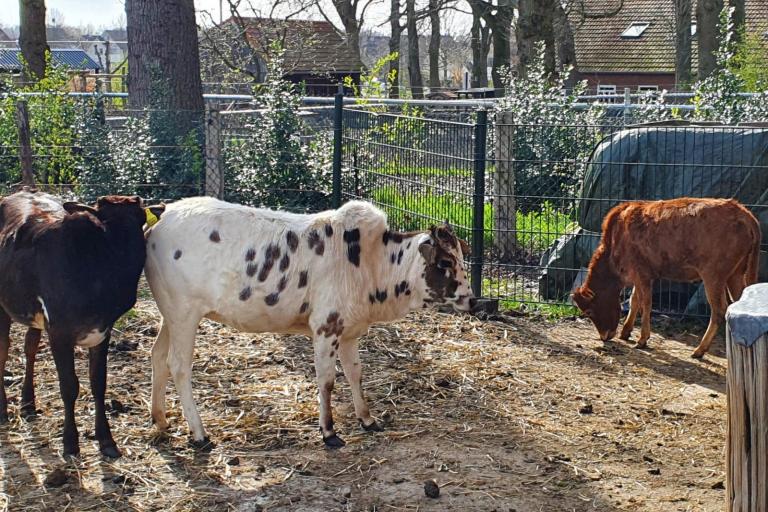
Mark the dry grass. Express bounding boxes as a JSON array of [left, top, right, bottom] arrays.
[[0, 289, 728, 511]]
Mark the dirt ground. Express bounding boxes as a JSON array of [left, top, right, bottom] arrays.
[[0, 289, 728, 512]]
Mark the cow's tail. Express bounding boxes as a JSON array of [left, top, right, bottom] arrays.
[[746, 221, 761, 286]]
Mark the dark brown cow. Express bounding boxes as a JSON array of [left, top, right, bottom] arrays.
[[572, 198, 760, 358], [0, 191, 159, 458]]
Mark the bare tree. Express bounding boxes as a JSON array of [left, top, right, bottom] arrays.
[[697, 0, 723, 80], [125, 0, 203, 113], [313, 0, 378, 65], [388, 0, 403, 97], [18, 0, 48, 80], [405, 0, 424, 98], [674, 0, 693, 88], [427, 0, 442, 89], [517, 0, 554, 78], [467, 0, 490, 87]]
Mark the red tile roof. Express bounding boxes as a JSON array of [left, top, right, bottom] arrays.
[[234, 17, 363, 75], [571, 0, 768, 73]]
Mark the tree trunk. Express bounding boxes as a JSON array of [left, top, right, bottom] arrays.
[[18, 0, 47, 81], [389, 0, 402, 98], [331, 0, 363, 70], [730, 0, 746, 45], [516, 0, 556, 79], [406, 0, 424, 98], [125, 0, 204, 112], [674, 0, 693, 89], [554, 1, 578, 88], [428, 0, 441, 89], [487, 0, 515, 95], [469, 1, 490, 88], [697, 0, 723, 80]]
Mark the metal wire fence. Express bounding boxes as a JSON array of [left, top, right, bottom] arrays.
[[336, 102, 768, 316]]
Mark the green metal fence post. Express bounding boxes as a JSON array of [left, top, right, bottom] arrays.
[[471, 109, 488, 299], [332, 83, 344, 208]]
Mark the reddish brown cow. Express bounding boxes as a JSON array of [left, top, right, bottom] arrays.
[[572, 198, 760, 358]]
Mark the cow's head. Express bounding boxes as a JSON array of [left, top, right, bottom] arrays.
[[572, 284, 622, 341], [418, 223, 475, 312], [64, 196, 164, 230]]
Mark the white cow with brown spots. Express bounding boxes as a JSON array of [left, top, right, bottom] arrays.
[[145, 197, 474, 448]]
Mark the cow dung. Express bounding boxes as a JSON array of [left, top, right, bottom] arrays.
[[424, 479, 440, 499], [44, 468, 69, 487]]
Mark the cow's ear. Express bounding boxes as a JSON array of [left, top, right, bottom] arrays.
[[63, 202, 98, 215], [419, 239, 436, 262], [572, 288, 593, 310], [146, 204, 166, 219], [458, 239, 470, 257]]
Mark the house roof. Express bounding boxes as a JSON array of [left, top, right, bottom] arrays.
[[232, 17, 363, 75], [572, 0, 768, 74], [0, 28, 11, 42], [0, 48, 100, 71]]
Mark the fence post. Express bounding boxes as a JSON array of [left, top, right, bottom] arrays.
[[623, 87, 631, 122], [494, 111, 517, 260], [471, 109, 488, 300], [332, 83, 344, 208], [15, 100, 35, 188], [204, 105, 224, 199], [726, 283, 768, 511]]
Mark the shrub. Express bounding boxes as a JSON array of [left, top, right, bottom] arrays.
[[224, 46, 332, 211]]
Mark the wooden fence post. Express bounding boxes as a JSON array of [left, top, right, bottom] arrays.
[[205, 105, 223, 199], [494, 111, 517, 259], [726, 283, 768, 511], [15, 100, 35, 188]]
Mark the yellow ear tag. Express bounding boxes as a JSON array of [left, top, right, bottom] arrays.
[[145, 209, 159, 227]]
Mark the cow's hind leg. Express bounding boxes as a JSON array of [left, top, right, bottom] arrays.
[[150, 318, 172, 431], [726, 267, 747, 303], [692, 279, 727, 359], [20, 328, 42, 419], [312, 331, 344, 448], [619, 287, 641, 341], [0, 310, 10, 423], [166, 316, 211, 449], [635, 282, 653, 348], [338, 338, 381, 433]]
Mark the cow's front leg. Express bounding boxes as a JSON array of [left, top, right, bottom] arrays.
[[89, 330, 120, 458], [338, 337, 381, 433], [312, 332, 344, 448], [619, 288, 640, 341], [50, 333, 80, 457]]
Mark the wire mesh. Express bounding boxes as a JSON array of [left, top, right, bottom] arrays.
[[339, 105, 768, 317]]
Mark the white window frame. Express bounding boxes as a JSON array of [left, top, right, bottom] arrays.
[[621, 22, 650, 38], [597, 84, 618, 103]]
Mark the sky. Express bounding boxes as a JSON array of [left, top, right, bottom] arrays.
[[0, 0, 451, 34]]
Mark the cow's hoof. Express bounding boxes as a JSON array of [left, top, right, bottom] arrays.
[[360, 419, 383, 432], [323, 434, 346, 449], [63, 447, 81, 459], [20, 405, 37, 420], [100, 444, 122, 459], [634, 343, 649, 350], [189, 436, 215, 452], [691, 351, 705, 359], [619, 332, 632, 341]]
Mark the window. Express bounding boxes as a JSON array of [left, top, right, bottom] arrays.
[[621, 22, 650, 38], [597, 84, 618, 103], [598, 85, 617, 95], [638, 85, 659, 93]]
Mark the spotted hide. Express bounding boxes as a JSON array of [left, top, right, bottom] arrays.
[[145, 197, 475, 449], [0, 191, 154, 458]]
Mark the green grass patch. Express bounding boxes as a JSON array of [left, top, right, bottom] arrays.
[[371, 188, 575, 252]]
